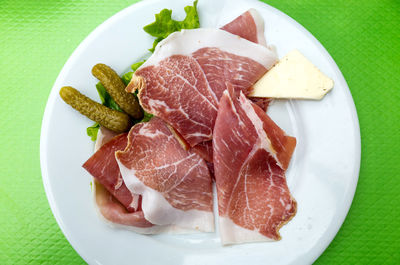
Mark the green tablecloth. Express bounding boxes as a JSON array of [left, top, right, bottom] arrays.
[[0, 0, 399, 263]]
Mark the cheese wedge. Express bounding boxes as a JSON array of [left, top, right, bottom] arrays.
[[249, 49, 334, 100]]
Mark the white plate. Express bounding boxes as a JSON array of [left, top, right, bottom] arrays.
[[40, 0, 361, 264]]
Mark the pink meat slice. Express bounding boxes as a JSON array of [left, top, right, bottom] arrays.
[[187, 15, 272, 164], [94, 179, 152, 228], [83, 133, 139, 212], [251, 101, 297, 170], [135, 55, 218, 147], [221, 9, 267, 46], [192, 97, 271, 172], [221, 9, 274, 111], [128, 29, 277, 147], [192, 47, 268, 100], [115, 117, 214, 231], [213, 84, 297, 244], [83, 131, 153, 228]]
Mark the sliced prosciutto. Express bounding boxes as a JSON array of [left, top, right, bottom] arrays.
[[213, 85, 297, 244], [221, 9, 267, 46], [115, 117, 214, 232], [83, 128, 157, 231], [221, 9, 273, 111], [191, 11, 271, 163], [83, 133, 139, 212], [93, 179, 152, 228], [192, 47, 270, 100], [128, 28, 277, 147], [85, 128, 201, 234]]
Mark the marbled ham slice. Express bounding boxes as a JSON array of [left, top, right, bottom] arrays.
[[93, 179, 192, 234], [83, 133, 139, 212], [251, 102, 297, 170], [221, 9, 273, 112], [192, 47, 270, 100], [191, 12, 271, 164], [93, 179, 152, 228], [133, 55, 218, 147], [116, 117, 214, 232], [128, 28, 277, 147], [83, 129, 160, 232], [221, 9, 267, 46], [213, 85, 297, 244], [86, 128, 196, 234]]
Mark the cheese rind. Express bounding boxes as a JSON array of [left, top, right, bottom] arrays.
[[249, 49, 334, 100]]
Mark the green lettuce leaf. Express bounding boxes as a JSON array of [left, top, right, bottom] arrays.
[[131, 60, 145, 71], [121, 60, 146, 85], [121, 71, 133, 86], [140, 111, 153, 123], [144, 0, 199, 52], [149, 37, 164, 53], [87, 122, 100, 141]]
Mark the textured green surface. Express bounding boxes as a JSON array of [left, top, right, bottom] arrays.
[[0, 0, 399, 264]]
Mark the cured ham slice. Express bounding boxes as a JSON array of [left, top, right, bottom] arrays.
[[128, 28, 277, 147], [115, 117, 214, 232], [83, 133, 139, 212], [132, 54, 218, 147], [190, 10, 271, 165], [221, 9, 267, 46], [93, 179, 152, 228], [250, 101, 297, 170], [93, 179, 193, 234], [192, 47, 270, 100], [213, 84, 297, 244], [83, 128, 159, 232], [221, 9, 274, 112]]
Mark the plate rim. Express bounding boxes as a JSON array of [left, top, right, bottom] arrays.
[[40, 0, 361, 264]]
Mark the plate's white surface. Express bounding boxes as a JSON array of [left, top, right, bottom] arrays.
[[40, 0, 361, 264]]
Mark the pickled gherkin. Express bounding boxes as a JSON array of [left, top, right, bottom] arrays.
[[59, 86, 132, 133], [92, 64, 143, 119]]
